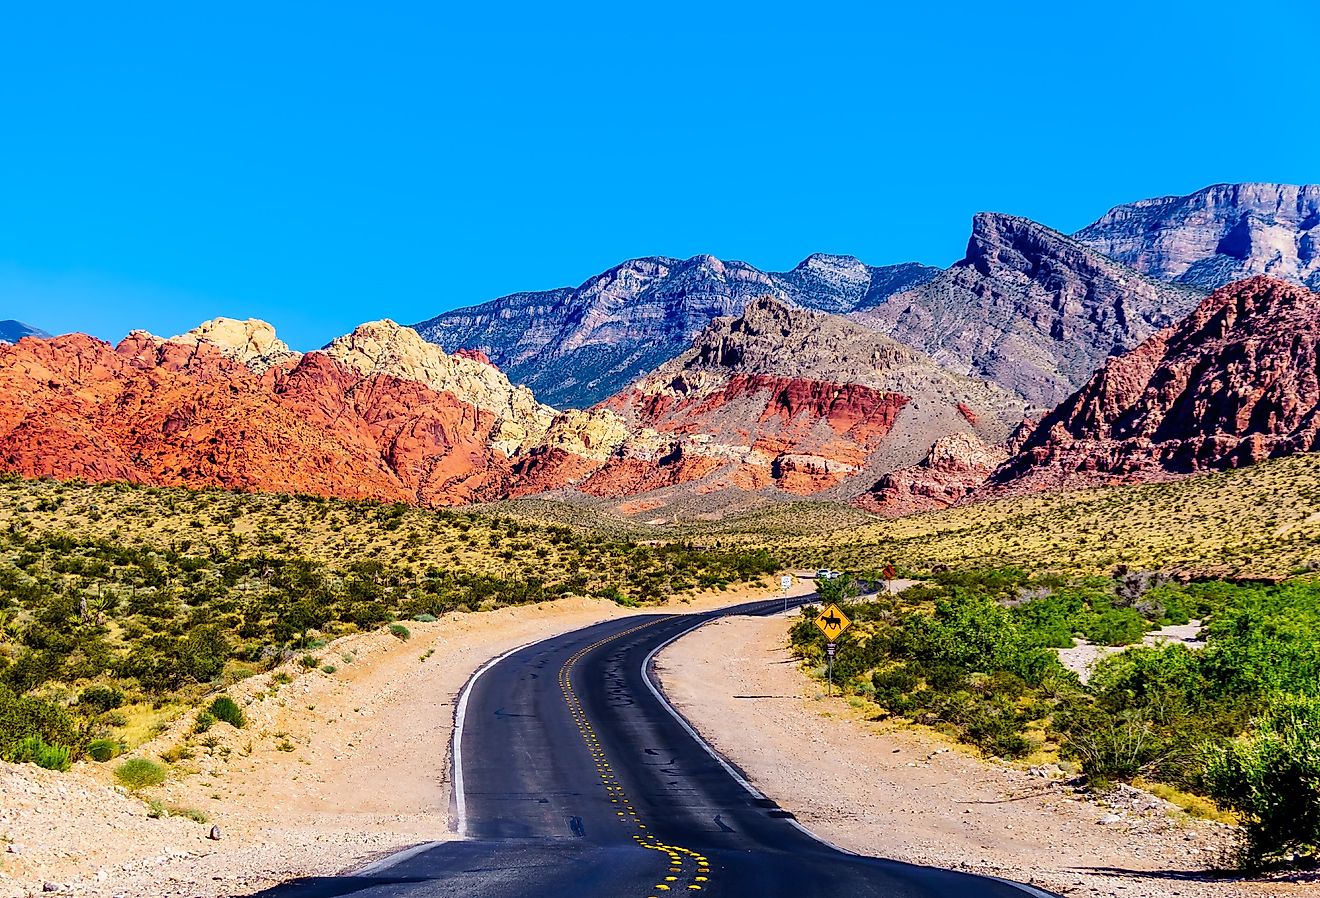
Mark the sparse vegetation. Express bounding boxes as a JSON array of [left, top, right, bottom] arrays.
[[712, 453, 1320, 580], [0, 476, 777, 766], [115, 757, 168, 790], [207, 696, 246, 729]]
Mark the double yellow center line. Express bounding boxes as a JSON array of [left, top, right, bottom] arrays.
[[557, 619, 712, 895]]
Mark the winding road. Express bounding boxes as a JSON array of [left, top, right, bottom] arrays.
[[251, 597, 1057, 897]]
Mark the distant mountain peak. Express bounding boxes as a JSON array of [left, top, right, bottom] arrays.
[[0, 320, 51, 344], [412, 252, 939, 408], [164, 316, 300, 374], [854, 212, 1202, 406], [794, 252, 868, 270], [1075, 182, 1320, 290]]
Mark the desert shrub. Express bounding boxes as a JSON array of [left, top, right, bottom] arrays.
[[7, 735, 72, 771], [87, 737, 123, 762], [1079, 606, 1148, 646], [388, 624, 410, 642], [171, 805, 209, 823], [208, 695, 246, 729], [298, 654, 319, 669], [870, 665, 919, 711], [0, 683, 79, 755], [160, 743, 193, 763], [78, 684, 125, 714], [1204, 695, 1320, 865], [193, 711, 216, 733], [412, 613, 437, 622], [1055, 704, 1169, 784], [115, 757, 168, 790]]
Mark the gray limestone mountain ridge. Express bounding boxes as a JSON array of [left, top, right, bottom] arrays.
[[1074, 182, 1320, 290], [853, 212, 1206, 407], [411, 253, 940, 408], [413, 182, 1318, 413]]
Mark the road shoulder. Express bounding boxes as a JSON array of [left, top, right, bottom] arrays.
[[654, 613, 1311, 898]]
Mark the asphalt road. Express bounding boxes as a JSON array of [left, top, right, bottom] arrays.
[[249, 596, 1058, 898]]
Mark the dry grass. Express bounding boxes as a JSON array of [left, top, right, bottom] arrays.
[[753, 453, 1320, 578], [487, 455, 1320, 579]]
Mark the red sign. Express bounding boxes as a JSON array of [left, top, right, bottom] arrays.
[[882, 564, 896, 581]]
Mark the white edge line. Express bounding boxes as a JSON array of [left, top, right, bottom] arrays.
[[352, 839, 445, 877], [348, 638, 534, 877], [452, 640, 536, 836], [639, 609, 1062, 898]]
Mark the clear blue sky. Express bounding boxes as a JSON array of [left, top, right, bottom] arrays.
[[2, 2, 1316, 349]]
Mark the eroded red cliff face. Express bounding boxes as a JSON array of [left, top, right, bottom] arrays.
[[0, 333, 538, 504], [858, 432, 1008, 516], [604, 375, 910, 494], [992, 277, 1320, 491]]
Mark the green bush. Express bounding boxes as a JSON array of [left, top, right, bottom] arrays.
[[1055, 705, 1168, 784], [7, 735, 72, 771], [412, 613, 437, 623], [388, 624, 411, 642], [208, 695, 246, 729], [115, 757, 168, 790], [0, 684, 79, 756], [79, 684, 125, 714], [1080, 606, 1149, 646], [193, 711, 216, 734], [87, 738, 123, 762], [1205, 695, 1320, 865]]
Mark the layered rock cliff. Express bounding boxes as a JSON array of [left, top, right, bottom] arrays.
[[412, 254, 938, 408], [597, 297, 1025, 497], [853, 213, 1203, 408], [1075, 183, 1320, 291], [0, 321, 611, 506], [992, 277, 1320, 491], [320, 319, 557, 456], [167, 317, 302, 373], [859, 432, 1008, 516]]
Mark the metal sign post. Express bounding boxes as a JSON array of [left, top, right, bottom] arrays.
[[813, 603, 852, 699]]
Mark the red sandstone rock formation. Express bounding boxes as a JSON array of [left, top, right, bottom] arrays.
[[992, 277, 1320, 491], [858, 432, 1008, 516]]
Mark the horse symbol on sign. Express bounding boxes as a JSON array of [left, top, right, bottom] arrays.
[[813, 602, 852, 640]]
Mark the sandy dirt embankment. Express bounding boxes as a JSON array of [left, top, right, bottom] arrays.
[[655, 613, 1314, 898], [0, 580, 812, 898]]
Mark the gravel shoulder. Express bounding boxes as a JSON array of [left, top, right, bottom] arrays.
[[654, 613, 1316, 898], [1, 581, 810, 898]]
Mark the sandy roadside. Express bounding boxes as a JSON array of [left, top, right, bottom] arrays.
[[654, 613, 1316, 898], [1, 578, 815, 898]]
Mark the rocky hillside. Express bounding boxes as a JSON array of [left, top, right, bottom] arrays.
[[852, 213, 1203, 408], [992, 276, 1320, 491], [858, 431, 1009, 517], [0, 320, 615, 506], [591, 297, 1024, 499], [0, 320, 50, 344], [412, 254, 938, 408], [1076, 183, 1320, 290]]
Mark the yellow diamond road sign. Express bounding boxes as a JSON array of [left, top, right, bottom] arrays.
[[814, 602, 852, 641]]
